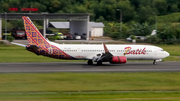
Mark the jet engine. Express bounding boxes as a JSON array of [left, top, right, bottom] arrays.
[[109, 56, 127, 64]]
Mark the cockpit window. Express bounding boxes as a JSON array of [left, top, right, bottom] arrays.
[[161, 49, 164, 51]]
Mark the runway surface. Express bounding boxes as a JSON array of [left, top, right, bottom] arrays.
[[0, 62, 180, 73]]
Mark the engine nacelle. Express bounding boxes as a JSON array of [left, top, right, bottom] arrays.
[[110, 56, 127, 64]]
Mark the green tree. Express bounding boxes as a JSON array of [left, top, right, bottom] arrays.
[[74, 5, 87, 13], [157, 24, 177, 44], [32, 2, 47, 12], [146, 35, 160, 44], [116, 0, 136, 22], [49, 0, 61, 13], [96, 16, 105, 22], [1, 2, 9, 12], [129, 22, 153, 36], [169, 4, 179, 13], [104, 22, 120, 37], [154, 0, 168, 15], [137, 6, 154, 23], [129, 0, 140, 9]]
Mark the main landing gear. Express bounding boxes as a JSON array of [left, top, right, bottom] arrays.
[[87, 60, 103, 65], [97, 61, 102, 65], [153, 60, 157, 65], [87, 60, 93, 65]]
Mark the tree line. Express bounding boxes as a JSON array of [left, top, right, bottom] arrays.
[[1, 0, 180, 44]]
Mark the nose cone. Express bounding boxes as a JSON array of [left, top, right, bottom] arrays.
[[165, 51, 170, 57]]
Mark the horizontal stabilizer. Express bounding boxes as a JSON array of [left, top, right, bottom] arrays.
[[26, 45, 39, 50], [11, 42, 26, 47]]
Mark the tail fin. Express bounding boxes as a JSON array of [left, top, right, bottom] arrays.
[[151, 30, 156, 36], [22, 16, 74, 60], [22, 16, 49, 46]]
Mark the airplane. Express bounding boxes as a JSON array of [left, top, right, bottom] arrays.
[[126, 30, 157, 41], [11, 16, 170, 65]]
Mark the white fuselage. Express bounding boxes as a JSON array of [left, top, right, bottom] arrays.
[[49, 41, 169, 60]]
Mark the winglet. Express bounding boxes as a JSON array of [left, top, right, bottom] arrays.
[[103, 43, 109, 53]]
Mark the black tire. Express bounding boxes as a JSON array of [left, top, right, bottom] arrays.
[[87, 60, 93, 65], [153, 60, 157, 65], [97, 61, 102, 65]]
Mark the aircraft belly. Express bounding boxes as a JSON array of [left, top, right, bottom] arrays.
[[67, 52, 87, 60]]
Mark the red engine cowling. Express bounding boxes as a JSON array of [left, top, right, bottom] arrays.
[[110, 56, 127, 64]]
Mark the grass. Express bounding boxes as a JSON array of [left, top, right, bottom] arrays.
[[0, 72, 180, 92], [163, 56, 180, 61], [156, 45, 180, 61], [0, 72, 180, 100], [158, 45, 180, 56], [0, 91, 180, 101]]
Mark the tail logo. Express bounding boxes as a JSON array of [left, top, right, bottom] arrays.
[[22, 16, 74, 60]]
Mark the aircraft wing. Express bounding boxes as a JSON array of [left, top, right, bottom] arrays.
[[85, 44, 113, 62], [95, 43, 128, 64], [85, 44, 113, 61], [96, 43, 113, 62], [11, 42, 26, 47]]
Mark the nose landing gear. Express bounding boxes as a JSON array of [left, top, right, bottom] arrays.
[[153, 60, 157, 65]]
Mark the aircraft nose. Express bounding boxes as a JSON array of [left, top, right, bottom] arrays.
[[165, 51, 170, 57]]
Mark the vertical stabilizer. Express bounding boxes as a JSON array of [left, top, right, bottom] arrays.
[[22, 16, 49, 46], [151, 30, 156, 36], [22, 16, 74, 60]]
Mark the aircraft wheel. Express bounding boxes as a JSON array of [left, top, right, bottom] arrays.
[[153, 60, 157, 65], [97, 61, 102, 65], [87, 60, 93, 65]]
